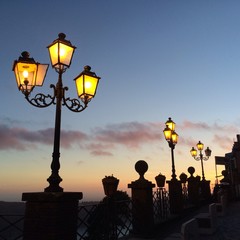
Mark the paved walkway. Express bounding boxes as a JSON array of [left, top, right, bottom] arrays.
[[204, 200, 240, 240], [126, 200, 240, 240]]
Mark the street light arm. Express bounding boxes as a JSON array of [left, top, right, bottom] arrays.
[[193, 154, 209, 161], [63, 97, 88, 112], [25, 84, 55, 108], [202, 156, 210, 161], [192, 155, 210, 162], [193, 156, 201, 161], [62, 86, 88, 112]]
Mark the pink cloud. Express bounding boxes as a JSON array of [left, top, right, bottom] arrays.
[[181, 120, 238, 133], [0, 123, 88, 151], [91, 150, 114, 156], [85, 143, 114, 156], [0, 124, 30, 150], [212, 134, 233, 151], [0, 119, 238, 156], [181, 121, 211, 130], [93, 122, 162, 149]]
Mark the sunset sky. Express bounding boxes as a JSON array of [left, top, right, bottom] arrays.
[[1, 0, 240, 202]]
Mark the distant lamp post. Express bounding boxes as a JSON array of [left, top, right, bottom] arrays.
[[163, 117, 183, 214], [190, 141, 211, 181], [163, 117, 179, 180], [13, 33, 101, 192]]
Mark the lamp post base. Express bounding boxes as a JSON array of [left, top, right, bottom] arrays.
[[167, 179, 183, 214], [22, 192, 82, 240], [200, 180, 211, 202]]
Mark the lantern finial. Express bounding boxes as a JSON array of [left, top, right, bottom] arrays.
[[21, 51, 30, 58], [84, 65, 91, 72], [58, 33, 66, 40]]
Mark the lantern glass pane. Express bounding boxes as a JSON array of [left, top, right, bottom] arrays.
[[75, 74, 84, 98], [197, 141, 204, 150], [48, 42, 59, 67], [14, 62, 37, 88], [163, 127, 172, 141], [190, 147, 197, 157], [35, 64, 49, 86], [83, 75, 99, 97], [205, 147, 212, 157], [59, 43, 74, 66], [48, 42, 74, 68], [172, 132, 178, 144]]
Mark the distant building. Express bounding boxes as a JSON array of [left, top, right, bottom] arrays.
[[215, 134, 240, 199]]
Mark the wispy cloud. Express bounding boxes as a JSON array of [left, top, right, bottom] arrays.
[[0, 123, 88, 151], [93, 122, 161, 149], [212, 134, 233, 151], [85, 143, 114, 156], [0, 120, 238, 156], [181, 120, 238, 133]]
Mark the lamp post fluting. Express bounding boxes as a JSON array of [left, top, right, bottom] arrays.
[[13, 33, 101, 192], [190, 141, 211, 181], [163, 117, 179, 180]]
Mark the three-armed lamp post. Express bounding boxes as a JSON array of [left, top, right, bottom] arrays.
[[163, 117, 182, 214], [13, 33, 101, 192], [163, 117, 179, 180], [190, 141, 211, 181]]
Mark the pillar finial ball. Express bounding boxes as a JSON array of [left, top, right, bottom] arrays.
[[135, 160, 148, 179], [188, 166, 195, 175]]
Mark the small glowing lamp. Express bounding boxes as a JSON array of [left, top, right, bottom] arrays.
[[163, 125, 172, 141], [171, 131, 179, 144], [47, 33, 76, 71], [197, 141, 204, 151], [165, 117, 175, 131], [74, 66, 100, 103], [205, 147, 212, 157], [12, 51, 49, 95], [190, 147, 197, 157]]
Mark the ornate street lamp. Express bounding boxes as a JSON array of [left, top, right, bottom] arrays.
[[190, 141, 211, 181], [163, 117, 179, 180], [13, 33, 101, 192], [163, 118, 183, 214]]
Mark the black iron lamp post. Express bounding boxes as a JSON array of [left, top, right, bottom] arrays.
[[190, 141, 212, 202], [163, 117, 183, 214], [190, 141, 211, 181], [13, 33, 101, 192], [163, 117, 179, 180]]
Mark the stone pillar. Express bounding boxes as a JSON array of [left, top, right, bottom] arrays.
[[187, 167, 200, 206], [22, 192, 82, 240], [200, 180, 211, 202], [167, 179, 183, 214], [128, 160, 155, 238]]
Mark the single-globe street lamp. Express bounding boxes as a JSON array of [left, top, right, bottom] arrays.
[[163, 117, 179, 180], [190, 141, 211, 181], [13, 33, 101, 192]]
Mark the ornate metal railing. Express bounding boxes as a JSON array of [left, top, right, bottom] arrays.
[[0, 215, 24, 240], [0, 188, 190, 240], [153, 188, 170, 224], [77, 199, 132, 240]]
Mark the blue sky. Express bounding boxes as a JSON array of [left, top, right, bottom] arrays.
[[1, 0, 240, 201]]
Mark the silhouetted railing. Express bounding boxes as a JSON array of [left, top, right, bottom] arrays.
[[0, 188, 192, 240], [0, 215, 24, 240], [153, 188, 170, 223], [77, 199, 132, 240]]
